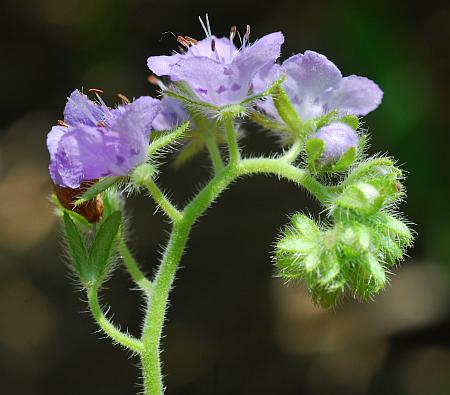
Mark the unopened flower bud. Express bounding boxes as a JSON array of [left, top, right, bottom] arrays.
[[312, 122, 358, 166]]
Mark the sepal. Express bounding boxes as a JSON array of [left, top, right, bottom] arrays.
[[62, 208, 122, 287], [272, 86, 302, 135]]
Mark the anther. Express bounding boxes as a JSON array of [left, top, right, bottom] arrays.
[[230, 25, 237, 42], [97, 121, 106, 127], [211, 38, 216, 52], [117, 93, 130, 104], [88, 88, 104, 94], [57, 120, 69, 127], [147, 75, 168, 91], [177, 35, 190, 48], [184, 36, 198, 45], [244, 25, 251, 43]]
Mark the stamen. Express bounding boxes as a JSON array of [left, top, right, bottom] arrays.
[[229, 25, 237, 60], [117, 93, 130, 104], [177, 35, 190, 48], [244, 25, 251, 46], [97, 121, 106, 127], [198, 15, 210, 38], [229, 25, 237, 42], [211, 38, 216, 52], [88, 88, 104, 94], [205, 13, 212, 37], [184, 36, 198, 45], [147, 75, 168, 91], [58, 120, 69, 128]]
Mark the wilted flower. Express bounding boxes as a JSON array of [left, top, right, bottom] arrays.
[[147, 22, 284, 107], [47, 90, 160, 188], [253, 50, 383, 121]]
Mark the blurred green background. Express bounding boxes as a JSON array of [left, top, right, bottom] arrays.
[[0, 0, 449, 394]]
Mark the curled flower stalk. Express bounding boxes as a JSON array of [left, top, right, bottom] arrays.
[[48, 16, 414, 395]]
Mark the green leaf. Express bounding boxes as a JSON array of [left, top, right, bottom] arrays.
[[63, 212, 89, 282], [148, 122, 189, 157], [88, 211, 122, 281], [339, 115, 359, 130], [331, 146, 356, 172], [74, 177, 122, 206], [273, 86, 302, 134]]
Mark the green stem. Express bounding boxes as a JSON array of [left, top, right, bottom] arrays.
[[224, 116, 240, 165], [139, 155, 335, 394], [281, 139, 303, 164], [143, 179, 183, 223], [204, 133, 224, 173], [239, 158, 332, 204], [118, 238, 152, 294], [140, 163, 240, 394], [87, 286, 143, 354]]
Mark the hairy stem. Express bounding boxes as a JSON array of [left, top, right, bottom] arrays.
[[87, 286, 143, 354], [118, 238, 152, 294], [281, 139, 303, 163], [140, 163, 240, 394], [224, 116, 240, 165], [139, 152, 335, 394], [143, 179, 183, 223], [204, 133, 225, 173], [239, 158, 332, 204]]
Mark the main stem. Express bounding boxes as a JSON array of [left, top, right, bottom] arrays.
[[140, 164, 240, 394], [139, 120, 333, 394]]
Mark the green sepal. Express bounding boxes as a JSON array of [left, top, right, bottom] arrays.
[[373, 213, 413, 247], [249, 111, 288, 133], [275, 214, 321, 277], [63, 212, 90, 283], [339, 224, 372, 258], [339, 115, 359, 130], [291, 213, 321, 237], [131, 163, 156, 186], [273, 86, 302, 135], [333, 182, 384, 217], [88, 211, 122, 284], [330, 146, 356, 172], [308, 111, 338, 131], [148, 121, 189, 157], [305, 138, 324, 171], [74, 177, 123, 206], [351, 254, 386, 300], [218, 104, 246, 119]]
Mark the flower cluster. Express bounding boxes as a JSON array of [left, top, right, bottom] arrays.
[[48, 17, 414, 394], [48, 18, 412, 310]]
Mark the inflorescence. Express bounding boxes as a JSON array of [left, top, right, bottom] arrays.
[[47, 15, 414, 394]]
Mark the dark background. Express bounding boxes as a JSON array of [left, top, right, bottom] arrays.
[[0, 0, 449, 394]]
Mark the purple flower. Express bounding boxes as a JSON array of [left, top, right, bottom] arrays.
[[253, 51, 383, 121], [147, 30, 284, 107], [312, 122, 358, 166], [47, 90, 160, 188], [152, 97, 188, 131]]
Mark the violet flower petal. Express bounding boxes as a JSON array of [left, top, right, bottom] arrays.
[[152, 97, 188, 131], [63, 90, 108, 126], [321, 75, 383, 116]]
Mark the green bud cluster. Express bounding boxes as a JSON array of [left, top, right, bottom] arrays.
[[275, 159, 413, 308]]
